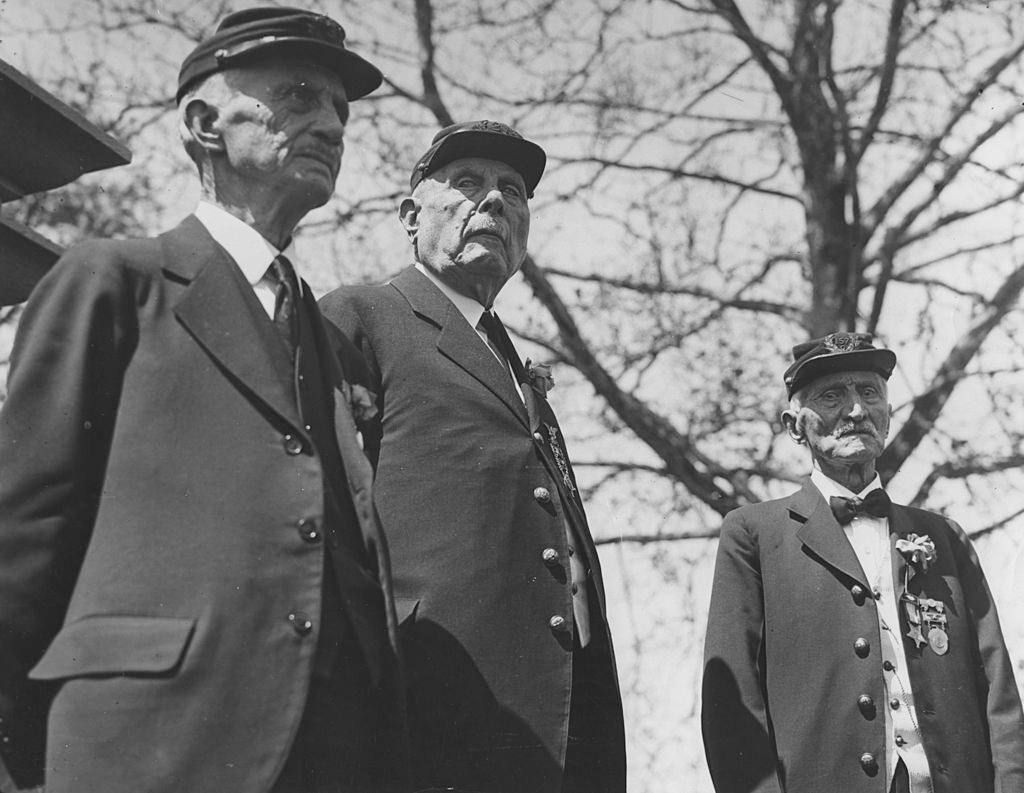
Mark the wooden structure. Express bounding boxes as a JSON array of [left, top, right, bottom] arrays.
[[1, 58, 131, 305]]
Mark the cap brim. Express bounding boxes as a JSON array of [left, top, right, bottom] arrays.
[[422, 131, 546, 194], [788, 349, 896, 397]]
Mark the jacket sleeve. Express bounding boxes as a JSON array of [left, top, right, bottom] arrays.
[[702, 508, 783, 793], [949, 519, 1024, 793], [0, 245, 136, 787]]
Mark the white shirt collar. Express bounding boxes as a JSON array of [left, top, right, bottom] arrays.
[[194, 201, 299, 287], [414, 262, 487, 328], [810, 468, 883, 501]]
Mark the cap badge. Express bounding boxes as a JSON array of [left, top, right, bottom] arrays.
[[471, 120, 522, 138], [823, 332, 866, 352]]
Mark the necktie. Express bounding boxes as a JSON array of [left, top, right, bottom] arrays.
[[270, 254, 300, 355], [478, 311, 528, 385], [830, 488, 891, 524]]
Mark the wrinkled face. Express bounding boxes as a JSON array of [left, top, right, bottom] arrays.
[[789, 371, 892, 467], [405, 157, 530, 305], [217, 56, 349, 212]]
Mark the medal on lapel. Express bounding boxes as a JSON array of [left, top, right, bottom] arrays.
[[544, 423, 577, 498], [901, 592, 927, 649], [919, 597, 949, 656]]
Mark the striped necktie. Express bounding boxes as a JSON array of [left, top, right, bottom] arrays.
[[270, 254, 300, 356]]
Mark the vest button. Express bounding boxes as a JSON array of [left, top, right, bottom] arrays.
[[283, 434, 304, 455], [548, 615, 567, 632], [895, 735, 906, 747], [883, 660, 895, 671], [533, 487, 551, 504], [288, 612, 313, 635], [854, 637, 870, 657], [889, 698, 900, 710], [541, 548, 560, 565], [296, 519, 320, 543]]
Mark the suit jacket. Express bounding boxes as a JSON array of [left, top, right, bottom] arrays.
[[702, 479, 1024, 793], [0, 217, 406, 793], [319, 266, 626, 793]]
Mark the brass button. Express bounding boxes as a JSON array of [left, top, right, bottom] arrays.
[[533, 487, 551, 503], [857, 694, 873, 709], [889, 698, 900, 710], [541, 547, 560, 566], [851, 584, 866, 604], [859, 753, 876, 772], [895, 735, 906, 747], [854, 637, 870, 657], [296, 519, 320, 543], [283, 434, 304, 455], [548, 615, 567, 631], [288, 612, 313, 635]]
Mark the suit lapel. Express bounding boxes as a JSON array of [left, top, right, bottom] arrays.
[[391, 267, 530, 430], [792, 479, 870, 588], [166, 217, 301, 430]]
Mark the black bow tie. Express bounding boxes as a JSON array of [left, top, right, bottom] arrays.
[[829, 489, 891, 524]]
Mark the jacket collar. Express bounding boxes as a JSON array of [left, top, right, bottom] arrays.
[[391, 266, 530, 429]]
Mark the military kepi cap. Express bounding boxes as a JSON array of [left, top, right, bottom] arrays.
[[410, 120, 547, 197], [784, 332, 896, 398], [177, 7, 383, 103]]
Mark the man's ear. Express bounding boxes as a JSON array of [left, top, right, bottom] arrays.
[[399, 197, 419, 243], [781, 409, 804, 445], [183, 99, 225, 154]]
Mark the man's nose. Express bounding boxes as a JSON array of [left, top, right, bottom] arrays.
[[477, 188, 506, 216], [847, 399, 866, 419], [314, 107, 346, 148]]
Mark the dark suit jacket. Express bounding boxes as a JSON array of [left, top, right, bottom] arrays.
[[702, 479, 1024, 793], [0, 217, 406, 793], [320, 267, 626, 793]]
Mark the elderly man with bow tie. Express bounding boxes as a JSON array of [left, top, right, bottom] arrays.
[[701, 332, 1024, 793]]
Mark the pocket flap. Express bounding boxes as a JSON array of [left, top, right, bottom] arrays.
[[28, 615, 195, 680]]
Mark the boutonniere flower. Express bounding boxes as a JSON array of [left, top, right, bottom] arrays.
[[348, 383, 379, 423], [896, 533, 937, 572], [525, 359, 555, 398]]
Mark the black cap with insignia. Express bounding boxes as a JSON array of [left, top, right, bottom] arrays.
[[177, 7, 383, 103], [784, 332, 897, 398], [410, 120, 547, 198]]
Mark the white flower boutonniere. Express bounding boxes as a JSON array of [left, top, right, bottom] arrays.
[[348, 383, 379, 423], [895, 533, 937, 576], [525, 358, 555, 398]]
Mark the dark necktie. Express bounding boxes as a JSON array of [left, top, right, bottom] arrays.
[[270, 254, 300, 355], [478, 310, 528, 385], [830, 489, 891, 525]]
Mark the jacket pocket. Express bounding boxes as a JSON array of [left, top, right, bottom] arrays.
[[27, 615, 195, 680]]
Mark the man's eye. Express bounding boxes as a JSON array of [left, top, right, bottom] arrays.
[[502, 185, 523, 198], [455, 177, 479, 189]]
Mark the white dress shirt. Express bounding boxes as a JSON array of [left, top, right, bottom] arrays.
[[811, 469, 933, 793], [194, 201, 299, 318]]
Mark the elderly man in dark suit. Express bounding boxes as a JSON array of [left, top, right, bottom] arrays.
[[319, 121, 626, 793], [0, 8, 408, 793], [702, 332, 1024, 793]]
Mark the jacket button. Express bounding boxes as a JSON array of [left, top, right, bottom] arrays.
[[851, 584, 866, 604], [283, 434, 304, 455], [296, 519, 320, 543], [859, 753, 877, 773], [858, 694, 873, 708], [890, 698, 901, 710], [548, 615, 567, 632], [854, 637, 870, 657], [288, 612, 313, 635], [533, 487, 551, 503], [541, 547, 560, 565]]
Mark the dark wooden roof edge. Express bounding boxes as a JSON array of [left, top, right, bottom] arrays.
[[0, 59, 132, 164], [0, 215, 63, 306]]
